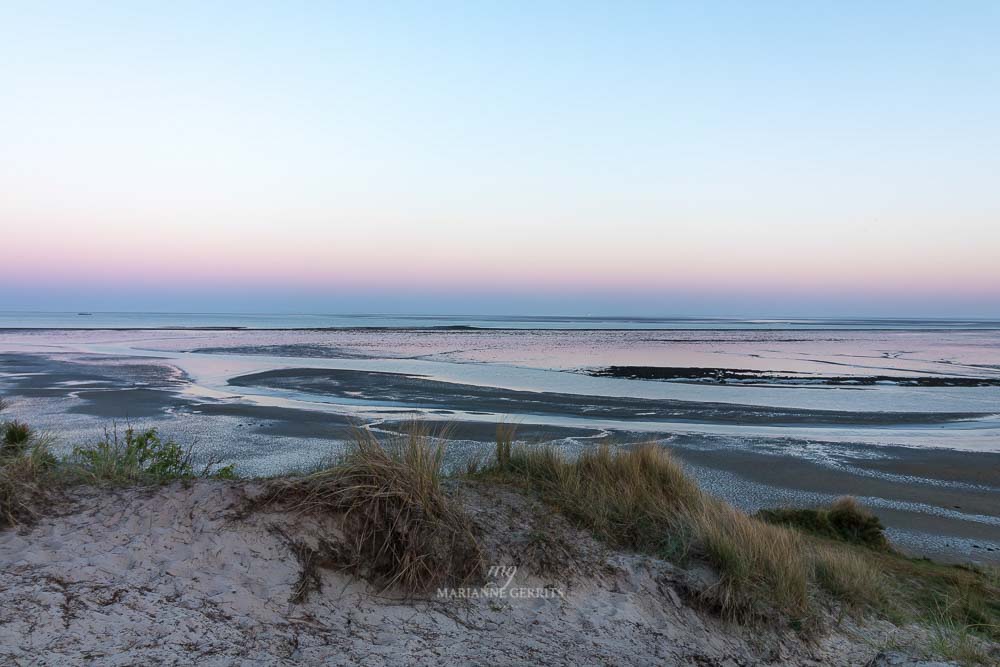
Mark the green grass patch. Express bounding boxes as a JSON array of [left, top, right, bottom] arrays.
[[2, 420, 33, 456], [69, 426, 196, 484], [67, 425, 234, 484], [757, 496, 889, 550]]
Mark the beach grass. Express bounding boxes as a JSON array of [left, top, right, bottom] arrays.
[[473, 435, 1000, 648], [257, 423, 483, 594], [2, 419, 34, 455], [0, 418, 58, 528], [474, 441, 819, 622]]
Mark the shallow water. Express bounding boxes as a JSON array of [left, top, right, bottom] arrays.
[[2, 324, 1000, 450]]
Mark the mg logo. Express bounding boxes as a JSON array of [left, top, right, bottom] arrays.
[[486, 565, 517, 590]]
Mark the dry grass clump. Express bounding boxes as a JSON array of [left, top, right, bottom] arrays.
[[495, 421, 516, 470], [498, 443, 701, 559], [810, 542, 889, 609], [1, 398, 57, 527], [0, 431, 57, 528], [693, 501, 812, 621], [261, 425, 483, 594]]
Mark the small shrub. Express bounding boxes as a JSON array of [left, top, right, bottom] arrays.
[[827, 497, 888, 548], [71, 426, 195, 484], [210, 464, 238, 480], [2, 420, 33, 456], [757, 496, 888, 550]]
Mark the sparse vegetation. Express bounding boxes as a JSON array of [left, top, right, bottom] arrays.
[[0, 402, 236, 528], [928, 602, 997, 665], [68, 426, 196, 484], [257, 424, 483, 595], [495, 421, 516, 470], [475, 441, 818, 622], [66, 424, 235, 484], [473, 436, 1000, 653]]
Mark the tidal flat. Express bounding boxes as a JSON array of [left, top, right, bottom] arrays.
[[1, 321, 999, 563]]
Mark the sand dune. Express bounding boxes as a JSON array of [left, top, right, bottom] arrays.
[[0, 480, 954, 666]]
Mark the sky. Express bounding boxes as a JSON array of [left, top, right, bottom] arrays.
[[2, 1, 999, 317]]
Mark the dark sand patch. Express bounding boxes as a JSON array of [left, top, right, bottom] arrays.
[[192, 344, 372, 359], [183, 402, 359, 440], [229, 367, 988, 426], [588, 365, 1000, 386], [1, 353, 188, 418], [376, 419, 603, 443], [67, 388, 189, 419], [855, 449, 1000, 488], [668, 441, 1000, 519]]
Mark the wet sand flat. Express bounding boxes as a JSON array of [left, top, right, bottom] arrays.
[[230, 367, 989, 426], [1, 339, 999, 564]]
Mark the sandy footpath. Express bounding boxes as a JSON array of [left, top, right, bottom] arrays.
[[0, 480, 955, 666]]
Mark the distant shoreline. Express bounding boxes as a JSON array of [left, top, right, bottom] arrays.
[[4, 325, 1000, 333], [4, 312, 1000, 332]]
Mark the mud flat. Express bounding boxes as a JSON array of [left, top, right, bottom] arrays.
[[588, 365, 1000, 386], [2, 351, 999, 564], [229, 367, 988, 426]]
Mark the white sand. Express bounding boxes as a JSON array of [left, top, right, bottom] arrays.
[[0, 481, 962, 665]]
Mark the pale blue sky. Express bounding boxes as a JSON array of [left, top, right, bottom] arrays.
[[2, 2, 998, 316]]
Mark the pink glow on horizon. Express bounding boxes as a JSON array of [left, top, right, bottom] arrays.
[[3, 2, 999, 316], [8, 234, 998, 300]]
